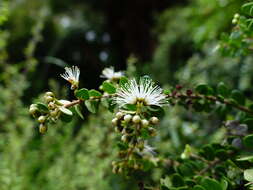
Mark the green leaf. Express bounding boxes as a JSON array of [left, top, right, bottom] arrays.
[[74, 105, 84, 119], [102, 81, 116, 94], [195, 84, 213, 95], [59, 107, 73, 116], [85, 100, 99, 113], [75, 88, 89, 100], [237, 155, 253, 162], [220, 179, 228, 190], [243, 135, 253, 148], [119, 76, 129, 87], [59, 107, 73, 122], [231, 90, 245, 105], [123, 104, 137, 111], [171, 174, 185, 187], [163, 89, 171, 95], [242, 2, 253, 16], [244, 169, 253, 182], [193, 185, 206, 190], [36, 103, 49, 113], [200, 178, 223, 190], [217, 82, 229, 98], [89, 90, 102, 97]]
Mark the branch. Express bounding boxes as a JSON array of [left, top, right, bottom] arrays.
[[168, 93, 253, 116]]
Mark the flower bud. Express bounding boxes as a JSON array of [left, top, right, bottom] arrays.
[[45, 91, 54, 97], [112, 118, 118, 126], [148, 128, 156, 136], [121, 135, 128, 142], [124, 114, 132, 122], [45, 96, 54, 103], [141, 119, 149, 127], [111, 161, 116, 166], [134, 164, 139, 170], [234, 13, 240, 19], [39, 124, 47, 134], [232, 18, 237, 24], [132, 115, 141, 123], [29, 106, 37, 115], [116, 112, 124, 119], [48, 102, 55, 110], [150, 117, 159, 125], [38, 116, 46, 123], [50, 109, 59, 117]]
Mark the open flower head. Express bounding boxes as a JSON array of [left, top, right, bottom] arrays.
[[115, 77, 168, 107], [100, 67, 124, 81], [60, 66, 80, 90]]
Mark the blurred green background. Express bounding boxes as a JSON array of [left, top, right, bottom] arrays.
[[0, 0, 251, 189]]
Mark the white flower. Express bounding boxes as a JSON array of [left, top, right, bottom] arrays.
[[60, 66, 80, 89], [115, 77, 167, 107], [100, 67, 124, 81]]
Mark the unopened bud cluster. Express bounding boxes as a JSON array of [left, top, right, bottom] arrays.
[[232, 13, 240, 24], [29, 92, 64, 134], [111, 111, 159, 173]]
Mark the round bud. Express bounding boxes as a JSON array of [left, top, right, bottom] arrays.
[[111, 161, 116, 166], [50, 110, 59, 117], [112, 118, 118, 126], [29, 106, 37, 115], [45, 96, 54, 103], [39, 124, 47, 134], [234, 13, 240, 19], [116, 112, 124, 119], [150, 117, 159, 125], [232, 18, 237, 24], [48, 102, 55, 110], [148, 128, 156, 136], [134, 164, 139, 170], [45, 91, 54, 97], [118, 167, 123, 173], [38, 116, 46, 123], [124, 114, 132, 122], [141, 119, 149, 127], [121, 135, 128, 142], [30, 104, 37, 108], [132, 115, 141, 123]]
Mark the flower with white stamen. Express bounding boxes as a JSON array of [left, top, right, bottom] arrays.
[[60, 66, 80, 90], [115, 77, 168, 107], [100, 67, 124, 81]]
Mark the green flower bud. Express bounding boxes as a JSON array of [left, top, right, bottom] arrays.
[[38, 116, 46, 123], [150, 117, 159, 125], [48, 102, 55, 110], [132, 115, 141, 123], [116, 112, 124, 119], [124, 114, 132, 122], [112, 118, 118, 126], [29, 106, 37, 115], [45, 91, 54, 97], [234, 13, 240, 19], [30, 104, 37, 108], [141, 119, 149, 127], [232, 18, 237, 24], [121, 135, 128, 142], [50, 109, 59, 117], [45, 96, 54, 103], [39, 124, 47, 134]]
